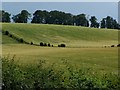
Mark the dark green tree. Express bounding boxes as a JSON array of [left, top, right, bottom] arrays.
[[106, 16, 113, 29], [101, 16, 119, 29], [31, 10, 49, 24], [0, 10, 11, 22], [112, 19, 119, 29], [20, 10, 31, 23], [46, 10, 73, 25], [12, 10, 31, 23], [101, 18, 106, 28], [74, 14, 89, 27], [63, 13, 73, 25], [89, 16, 99, 28], [48, 10, 64, 24]]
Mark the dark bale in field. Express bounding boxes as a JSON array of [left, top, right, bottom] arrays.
[[111, 45, 115, 47], [117, 44, 120, 47], [40, 42, 44, 46], [48, 43, 50, 47]]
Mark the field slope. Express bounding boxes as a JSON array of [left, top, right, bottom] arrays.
[[2, 23, 118, 47]]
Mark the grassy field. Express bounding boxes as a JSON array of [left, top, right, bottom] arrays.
[[2, 44, 118, 75], [2, 23, 119, 73], [2, 23, 118, 47], [1, 23, 120, 89]]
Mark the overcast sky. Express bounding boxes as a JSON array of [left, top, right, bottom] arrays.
[[2, 2, 118, 22]]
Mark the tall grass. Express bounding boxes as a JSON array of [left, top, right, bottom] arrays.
[[2, 57, 120, 89]]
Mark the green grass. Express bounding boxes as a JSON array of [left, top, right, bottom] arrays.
[[2, 23, 119, 47], [2, 34, 20, 44]]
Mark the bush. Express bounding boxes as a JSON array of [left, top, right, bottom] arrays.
[[2, 57, 120, 89], [48, 43, 50, 47], [8, 33, 13, 37], [4, 31, 9, 35], [19, 38, 24, 43], [9, 34, 12, 37], [104, 46, 107, 48], [117, 44, 120, 47], [40, 42, 44, 46], [111, 45, 115, 47], [43, 43, 47, 46], [61, 44, 66, 47], [30, 42, 33, 45], [58, 44, 66, 47], [52, 45, 53, 47], [24, 41, 29, 44], [58, 45, 60, 47]]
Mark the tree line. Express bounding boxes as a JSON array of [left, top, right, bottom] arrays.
[[0, 10, 120, 29]]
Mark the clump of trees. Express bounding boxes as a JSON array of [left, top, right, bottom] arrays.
[[1, 10, 120, 29], [101, 16, 120, 29]]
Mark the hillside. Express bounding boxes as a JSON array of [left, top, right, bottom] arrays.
[[2, 23, 119, 47]]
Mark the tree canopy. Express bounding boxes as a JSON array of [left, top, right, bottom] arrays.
[[0, 10, 11, 22], [1, 10, 119, 30], [12, 10, 31, 23]]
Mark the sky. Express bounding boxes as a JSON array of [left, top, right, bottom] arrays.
[[1, 0, 120, 2], [119, 1, 120, 23], [2, 2, 118, 22]]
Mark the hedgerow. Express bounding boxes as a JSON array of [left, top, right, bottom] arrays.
[[2, 57, 120, 89]]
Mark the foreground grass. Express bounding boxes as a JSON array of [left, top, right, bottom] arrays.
[[2, 57, 120, 89]]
